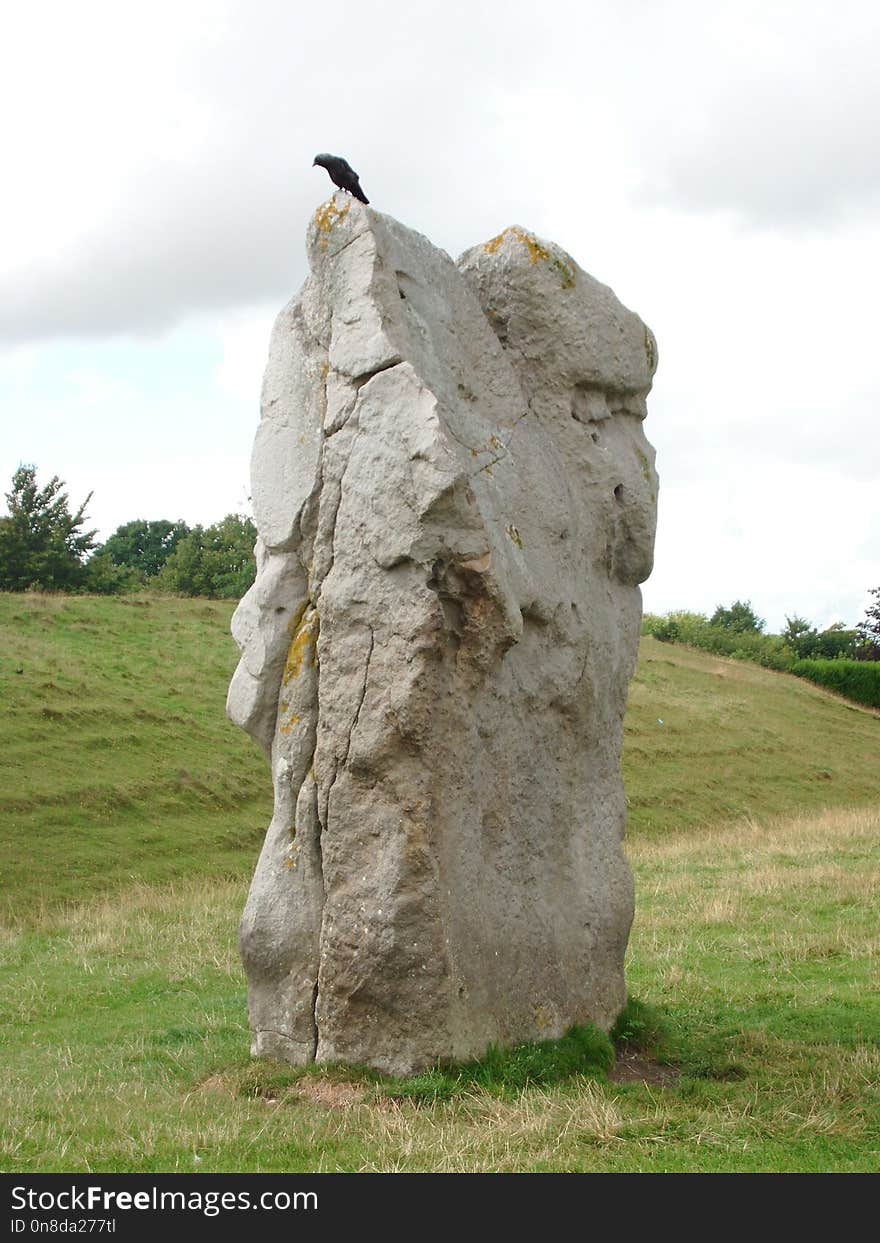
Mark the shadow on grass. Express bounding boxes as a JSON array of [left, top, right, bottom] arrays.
[[384, 1023, 616, 1104], [385, 997, 673, 1104]]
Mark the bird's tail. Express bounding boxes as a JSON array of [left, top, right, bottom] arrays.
[[354, 187, 370, 204]]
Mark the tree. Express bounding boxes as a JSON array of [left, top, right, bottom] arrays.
[[783, 614, 820, 658], [99, 519, 191, 581], [812, 622, 859, 660], [156, 513, 257, 598], [709, 599, 765, 634], [855, 587, 880, 660], [0, 465, 97, 591], [81, 551, 142, 595]]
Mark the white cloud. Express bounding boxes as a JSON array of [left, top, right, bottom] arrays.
[[0, 0, 545, 341], [0, 0, 877, 631], [634, 2, 880, 226], [4, 1, 878, 339], [214, 306, 278, 404], [644, 462, 880, 631]]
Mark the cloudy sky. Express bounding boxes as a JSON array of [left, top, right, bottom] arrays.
[[2, 0, 878, 630]]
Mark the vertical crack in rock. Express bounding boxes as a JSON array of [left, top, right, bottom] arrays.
[[308, 978, 320, 1060], [306, 400, 370, 1055], [309, 425, 359, 605], [310, 622, 374, 1057], [229, 197, 659, 1075], [304, 609, 323, 1062], [345, 626, 375, 768]]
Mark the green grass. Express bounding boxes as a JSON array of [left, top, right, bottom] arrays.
[[624, 637, 879, 835], [1, 807, 877, 1171], [2, 596, 878, 922], [0, 593, 269, 918], [1, 594, 879, 1171], [382, 1023, 616, 1104]]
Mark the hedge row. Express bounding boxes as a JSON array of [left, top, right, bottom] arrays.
[[790, 659, 880, 709], [642, 612, 796, 672]]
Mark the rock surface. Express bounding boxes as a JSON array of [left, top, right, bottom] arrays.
[[228, 196, 659, 1075]]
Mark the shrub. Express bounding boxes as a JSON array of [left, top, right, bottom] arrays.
[[642, 610, 709, 645], [99, 519, 191, 581], [156, 514, 257, 599], [855, 587, 880, 660], [80, 552, 143, 595], [642, 611, 795, 672], [710, 599, 765, 634], [790, 660, 880, 709]]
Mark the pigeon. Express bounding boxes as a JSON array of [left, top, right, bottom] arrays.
[[313, 153, 369, 204]]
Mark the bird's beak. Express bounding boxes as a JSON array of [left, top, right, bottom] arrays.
[[312, 159, 318, 166]]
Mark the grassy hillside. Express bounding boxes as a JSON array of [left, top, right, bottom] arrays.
[[1, 595, 878, 922], [0, 593, 270, 920], [2, 594, 878, 1172], [624, 637, 879, 835]]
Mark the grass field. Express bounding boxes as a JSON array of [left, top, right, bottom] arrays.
[[623, 637, 879, 834], [1, 594, 878, 1171], [0, 593, 268, 918]]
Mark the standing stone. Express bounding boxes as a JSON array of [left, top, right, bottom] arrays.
[[227, 197, 658, 1076]]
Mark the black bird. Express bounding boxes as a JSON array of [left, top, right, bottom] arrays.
[[313, 153, 369, 204]]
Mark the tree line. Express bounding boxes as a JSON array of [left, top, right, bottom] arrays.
[[0, 465, 256, 599], [643, 596, 880, 709], [2, 467, 879, 662], [643, 597, 879, 664]]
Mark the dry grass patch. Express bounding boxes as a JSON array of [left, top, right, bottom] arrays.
[[352, 1083, 637, 1172], [632, 805, 880, 862], [295, 1078, 366, 1109], [57, 879, 246, 981]]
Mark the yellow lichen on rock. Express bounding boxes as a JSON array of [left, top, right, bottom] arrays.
[[521, 233, 551, 266], [483, 225, 548, 264], [644, 325, 658, 372], [313, 198, 351, 250], [551, 255, 576, 289], [282, 607, 319, 685], [287, 601, 309, 637], [483, 229, 509, 254], [482, 227, 574, 287]]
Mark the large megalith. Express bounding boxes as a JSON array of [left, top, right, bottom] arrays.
[[227, 196, 658, 1076]]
